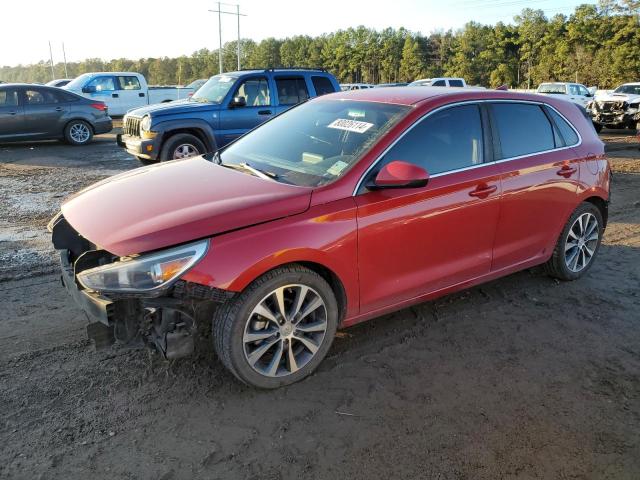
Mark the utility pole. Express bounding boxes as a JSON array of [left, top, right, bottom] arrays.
[[208, 3, 247, 73], [48, 41, 55, 80], [62, 42, 68, 78]]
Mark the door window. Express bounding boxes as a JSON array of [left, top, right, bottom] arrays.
[[449, 79, 464, 87], [86, 76, 116, 92], [578, 85, 590, 96], [431, 80, 446, 86], [24, 89, 64, 105], [117, 76, 141, 90], [491, 103, 555, 159], [275, 77, 309, 105], [0, 89, 19, 106], [569, 84, 581, 95], [234, 77, 270, 106], [548, 108, 579, 147], [379, 104, 484, 175]]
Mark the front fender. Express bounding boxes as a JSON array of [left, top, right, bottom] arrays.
[[153, 118, 218, 151], [181, 197, 360, 319]]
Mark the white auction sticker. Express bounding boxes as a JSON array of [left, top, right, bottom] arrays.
[[327, 118, 374, 134]]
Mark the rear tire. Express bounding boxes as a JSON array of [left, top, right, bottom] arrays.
[[545, 202, 603, 281], [64, 120, 93, 146], [159, 133, 206, 161], [212, 265, 338, 388]]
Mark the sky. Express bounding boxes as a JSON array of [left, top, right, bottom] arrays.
[[1, 0, 592, 67]]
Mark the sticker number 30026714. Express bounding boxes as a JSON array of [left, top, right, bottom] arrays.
[[327, 118, 374, 134]]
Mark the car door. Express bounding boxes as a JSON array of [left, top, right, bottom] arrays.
[[490, 101, 582, 271], [116, 75, 145, 113], [22, 88, 68, 137], [83, 76, 120, 114], [218, 76, 273, 145], [355, 103, 502, 314], [0, 87, 25, 139], [273, 76, 310, 115], [568, 84, 587, 106]]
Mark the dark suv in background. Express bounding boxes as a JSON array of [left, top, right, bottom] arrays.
[[0, 84, 112, 145], [118, 68, 340, 164]]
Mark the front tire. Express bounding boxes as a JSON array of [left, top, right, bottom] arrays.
[[159, 133, 206, 161], [593, 122, 603, 133], [64, 120, 93, 146], [212, 265, 339, 388], [545, 202, 603, 281]]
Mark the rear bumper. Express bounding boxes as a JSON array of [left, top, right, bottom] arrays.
[[93, 117, 113, 135], [118, 133, 160, 160]]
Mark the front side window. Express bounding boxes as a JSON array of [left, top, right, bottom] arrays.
[[218, 100, 409, 187], [276, 77, 309, 105], [492, 103, 555, 159], [87, 76, 116, 92], [378, 104, 483, 175], [569, 85, 581, 95], [0, 89, 19, 106], [235, 77, 270, 106], [578, 85, 590, 96], [118, 76, 141, 90], [431, 80, 446, 87]]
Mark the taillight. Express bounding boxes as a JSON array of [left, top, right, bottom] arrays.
[[90, 103, 107, 111]]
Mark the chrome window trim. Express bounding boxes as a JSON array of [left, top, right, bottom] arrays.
[[352, 98, 583, 196]]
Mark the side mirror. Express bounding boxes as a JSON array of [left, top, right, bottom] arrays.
[[229, 96, 246, 108], [372, 160, 429, 189], [82, 85, 97, 94]]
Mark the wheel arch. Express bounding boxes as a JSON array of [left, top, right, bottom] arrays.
[[155, 119, 218, 153], [64, 117, 95, 134], [584, 195, 609, 227]]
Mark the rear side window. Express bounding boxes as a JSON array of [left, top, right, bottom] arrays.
[[380, 104, 484, 175], [311, 76, 335, 96], [118, 76, 141, 90], [449, 79, 464, 87], [24, 89, 61, 105], [548, 108, 579, 146], [491, 103, 555, 159], [276, 77, 309, 105], [0, 89, 19, 106]]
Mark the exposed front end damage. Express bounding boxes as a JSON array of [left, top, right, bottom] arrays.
[[49, 214, 232, 358], [588, 99, 640, 129]]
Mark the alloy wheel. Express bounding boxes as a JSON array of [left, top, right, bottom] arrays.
[[243, 284, 328, 378], [172, 143, 199, 159], [564, 212, 599, 273], [70, 123, 90, 143]]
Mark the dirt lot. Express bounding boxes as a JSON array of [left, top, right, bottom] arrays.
[[1, 128, 639, 480]]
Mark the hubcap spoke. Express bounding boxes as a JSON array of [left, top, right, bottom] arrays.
[[564, 212, 599, 273], [243, 283, 327, 378]]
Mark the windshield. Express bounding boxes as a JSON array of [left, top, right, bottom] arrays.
[[64, 73, 92, 90], [217, 99, 410, 187], [192, 75, 237, 103], [538, 84, 566, 94], [614, 85, 640, 95]]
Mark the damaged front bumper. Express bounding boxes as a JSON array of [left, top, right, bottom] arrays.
[[588, 100, 640, 127], [49, 214, 233, 357]]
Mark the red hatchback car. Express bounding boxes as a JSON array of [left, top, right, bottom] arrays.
[[50, 88, 610, 388]]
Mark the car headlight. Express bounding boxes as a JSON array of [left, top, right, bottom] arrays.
[[140, 115, 151, 133], [78, 240, 209, 294]]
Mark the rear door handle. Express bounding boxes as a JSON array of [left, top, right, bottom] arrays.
[[7, 111, 17, 115], [139, 93, 145, 97], [469, 185, 497, 198], [112, 93, 119, 98], [54, 107, 63, 112], [258, 109, 272, 115], [557, 165, 577, 177]]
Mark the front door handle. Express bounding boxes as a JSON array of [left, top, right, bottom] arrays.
[[557, 165, 577, 177], [55, 107, 63, 112], [469, 185, 497, 198], [7, 111, 17, 115], [258, 109, 272, 115], [139, 92, 145, 97], [112, 93, 119, 98]]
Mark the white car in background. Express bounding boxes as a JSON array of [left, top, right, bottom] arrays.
[[588, 82, 640, 132], [409, 77, 467, 87], [340, 83, 375, 91], [64, 72, 197, 116], [536, 82, 593, 107]]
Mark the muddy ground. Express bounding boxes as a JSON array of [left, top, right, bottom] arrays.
[[1, 128, 639, 480]]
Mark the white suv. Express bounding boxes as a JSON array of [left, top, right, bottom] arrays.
[[536, 82, 593, 107]]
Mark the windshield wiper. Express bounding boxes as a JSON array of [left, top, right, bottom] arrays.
[[217, 160, 278, 180]]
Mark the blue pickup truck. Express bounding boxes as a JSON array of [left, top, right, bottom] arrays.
[[118, 68, 340, 164]]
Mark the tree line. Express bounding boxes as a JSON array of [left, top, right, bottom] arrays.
[[1, 1, 638, 89]]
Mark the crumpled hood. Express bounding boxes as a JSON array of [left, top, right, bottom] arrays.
[[61, 157, 312, 256], [594, 92, 640, 104], [127, 100, 219, 118]]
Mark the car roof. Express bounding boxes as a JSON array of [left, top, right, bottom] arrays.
[[215, 68, 329, 77], [323, 86, 567, 106], [1, 83, 61, 88]]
